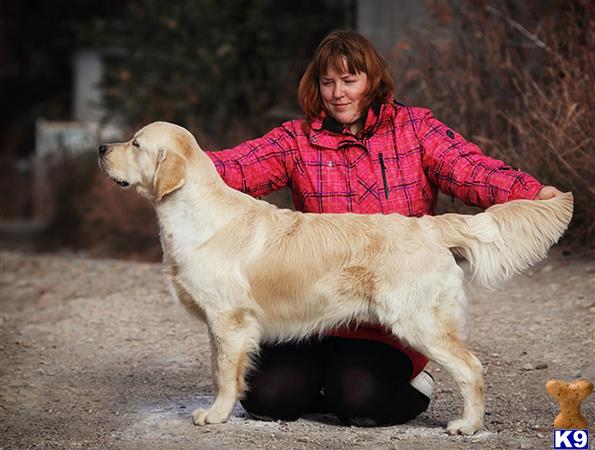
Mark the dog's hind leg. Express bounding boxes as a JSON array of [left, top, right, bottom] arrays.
[[389, 294, 484, 435], [421, 329, 484, 435], [192, 308, 261, 426]]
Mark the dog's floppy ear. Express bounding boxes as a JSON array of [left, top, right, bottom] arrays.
[[153, 149, 186, 202]]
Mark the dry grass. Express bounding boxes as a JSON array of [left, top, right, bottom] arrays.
[[74, 172, 161, 261], [391, 0, 594, 243], [35, 152, 161, 261]]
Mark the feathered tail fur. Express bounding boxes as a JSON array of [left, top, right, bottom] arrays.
[[433, 193, 574, 288]]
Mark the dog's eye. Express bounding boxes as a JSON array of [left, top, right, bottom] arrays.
[[132, 139, 140, 148]]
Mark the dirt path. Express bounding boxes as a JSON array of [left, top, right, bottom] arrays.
[[1, 248, 593, 449]]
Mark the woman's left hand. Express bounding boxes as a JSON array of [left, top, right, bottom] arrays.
[[536, 185, 563, 200]]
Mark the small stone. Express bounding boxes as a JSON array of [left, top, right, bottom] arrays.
[[577, 362, 595, 380], [541, 265, 553, 273], [535, 363, 548, 370]]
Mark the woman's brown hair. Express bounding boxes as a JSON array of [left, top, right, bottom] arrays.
[[298, 30, 394, 129]]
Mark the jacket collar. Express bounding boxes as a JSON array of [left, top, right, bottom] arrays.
[[309, 99, 398, 148]]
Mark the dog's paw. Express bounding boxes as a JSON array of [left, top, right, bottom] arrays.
[[192, 407, 229, 426], [446, 418, 482, 435]]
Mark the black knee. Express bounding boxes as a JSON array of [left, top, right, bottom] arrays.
[[324, 338, 429, 426], [240, 340, 324, 421]]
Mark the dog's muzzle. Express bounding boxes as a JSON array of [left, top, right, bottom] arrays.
[[97, 144, 130, 187]]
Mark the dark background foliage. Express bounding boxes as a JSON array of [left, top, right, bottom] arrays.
[[86, 0, 348, 146], [0, 0, 592, 260]]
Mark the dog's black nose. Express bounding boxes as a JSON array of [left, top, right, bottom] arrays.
[[98, 144, 108, 155]]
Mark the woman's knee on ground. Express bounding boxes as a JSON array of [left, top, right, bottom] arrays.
[[324, 338, 428, 426], [325, 369, 430, 426], [240, 341, 325, 421]]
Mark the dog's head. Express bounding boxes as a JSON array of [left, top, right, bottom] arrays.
[[98, 121, 197, 202]]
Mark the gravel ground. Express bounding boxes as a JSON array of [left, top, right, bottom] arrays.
[[1, 247, 594, 449]]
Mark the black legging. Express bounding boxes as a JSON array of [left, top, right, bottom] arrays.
[[240, 337, 430, 426]]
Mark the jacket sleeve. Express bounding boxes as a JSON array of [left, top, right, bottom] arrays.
[[205, 122, 296, 197], [418, 110, 543, 208]]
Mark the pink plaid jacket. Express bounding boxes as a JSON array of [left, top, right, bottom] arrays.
[[206, 100, 542, 378]]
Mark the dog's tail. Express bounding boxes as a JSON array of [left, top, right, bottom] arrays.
[[432, 192, 573, 289]]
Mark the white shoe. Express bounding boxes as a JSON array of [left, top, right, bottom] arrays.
[[410, 370, 434, 399]]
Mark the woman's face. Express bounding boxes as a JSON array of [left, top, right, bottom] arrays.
[[319, 62, 368, 127]]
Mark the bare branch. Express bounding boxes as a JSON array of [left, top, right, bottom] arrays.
[[484, 5, 564, 63]]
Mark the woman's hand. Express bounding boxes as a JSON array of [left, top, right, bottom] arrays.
[[536, 185, 563, 200]]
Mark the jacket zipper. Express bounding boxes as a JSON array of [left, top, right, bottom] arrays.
[[378, 152, 389, 199]]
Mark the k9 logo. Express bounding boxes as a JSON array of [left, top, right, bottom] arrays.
[[553, 429, 589, 449]]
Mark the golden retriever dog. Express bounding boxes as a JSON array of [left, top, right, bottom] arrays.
[[98, 122, 573, 435]]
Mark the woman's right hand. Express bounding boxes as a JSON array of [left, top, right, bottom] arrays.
[[536, 186, 562, 200]]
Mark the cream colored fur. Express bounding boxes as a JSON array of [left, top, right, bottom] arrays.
[[98, 121, 573, 435]]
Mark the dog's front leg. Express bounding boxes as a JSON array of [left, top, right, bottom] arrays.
[[192, 309, 260, 426]]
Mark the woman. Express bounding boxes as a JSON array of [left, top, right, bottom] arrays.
[[205, 30, 560, 426]]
